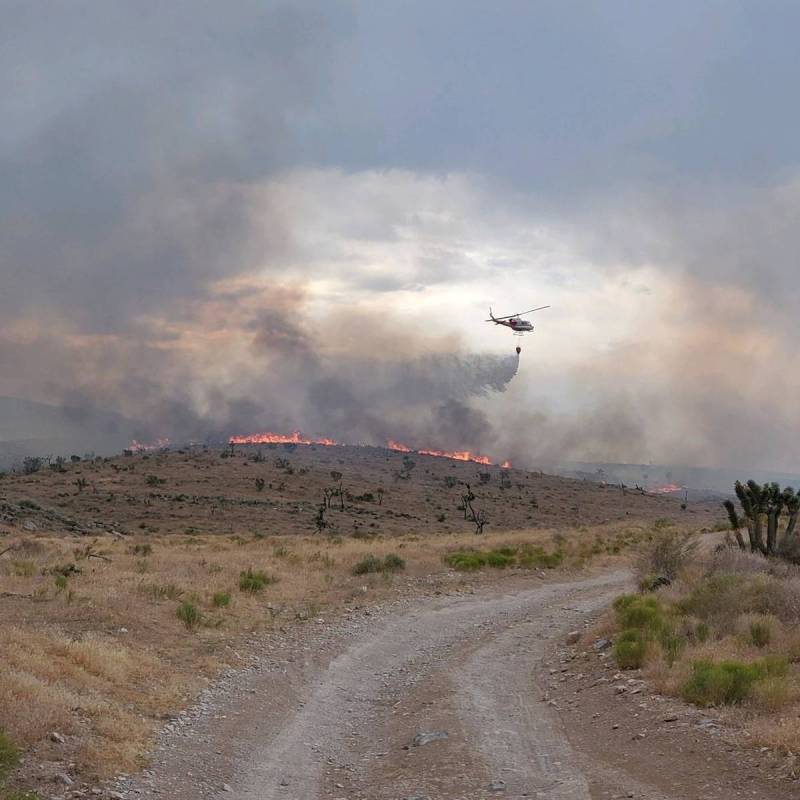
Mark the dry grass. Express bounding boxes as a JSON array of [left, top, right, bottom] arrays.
[[0, 522, 655, 782], [610, 542, 800, 756], [0, 445, 711, 791]]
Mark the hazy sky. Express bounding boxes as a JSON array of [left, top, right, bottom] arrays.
[[3, 2, 800, 470]]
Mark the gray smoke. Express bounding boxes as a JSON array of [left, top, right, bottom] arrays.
[[5, 4, 800, 471]]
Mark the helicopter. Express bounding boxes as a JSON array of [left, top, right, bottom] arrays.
[[486, 305, 550, 335]]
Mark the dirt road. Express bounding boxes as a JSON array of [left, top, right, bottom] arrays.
[[113, 571, 797, 800]]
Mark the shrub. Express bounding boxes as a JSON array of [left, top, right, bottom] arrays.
[[612, 594, 683, 667], [12, 561, 36, 578], [749, 619, 772, 648], [382, 553, 406, 572], [485, 549, 515, 568], [681, 657, 788, 707], [176, 601, 201, 630], [614, 595, 661, 629], [54, 574, 68, 591], [750, 676, 796, 712], [675, 574, 745, 629], [518, 545, 563, 569], [239, 568, 274, 593], [614, 629, 648, 669], [0, 730, 20, 782], [212, 591, 231, 608], [139, 582, 183, 601], [635, 530, 697, 583], [352, 555, 382, 575], [445, 551, 486, 571]]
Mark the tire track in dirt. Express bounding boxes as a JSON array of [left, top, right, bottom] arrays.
[[120, 569, 772, 800]]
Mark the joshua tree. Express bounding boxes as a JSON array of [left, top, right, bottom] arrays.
[[460, 483, 476, 520], [330, 471, 344, 510], [781, 487, 800, 546], [255, 477, 265, 492], [722, 498, 747, 551], [473, 508, 488, 534], [725, 480, 800, 557], [314, 503, 327, 533]]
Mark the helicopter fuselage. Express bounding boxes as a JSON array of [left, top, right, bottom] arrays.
[[493, 317, 533, 332]]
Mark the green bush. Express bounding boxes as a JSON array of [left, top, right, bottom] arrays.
[[518, 545, 563, 569], [54, 574, 68, 591], [239, 568, 275, 593], [176, 601, 201, 630], [352, 555, 383, 575], [485, 550, 515, 568], [612, 594, 684, 667], [212, 591, 231, 608], [445, 551, 486, 571], [352, 554, 406, 575], [382, 553, 406, 573], [615, 595, 664, 631], [0, 730, 20, 782], [614, 629, 648, 669], [681, 657, 789, 706], [445, 545, 562, 572]]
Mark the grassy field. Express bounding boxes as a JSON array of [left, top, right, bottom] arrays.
[[0, 445, 715, 795]]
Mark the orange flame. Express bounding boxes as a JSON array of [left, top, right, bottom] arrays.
[[229, 430, 339, 446], [386, 439, 412, 453], [650, 483, 684, 494], [229, 430, 510, 467], [129, 437, 171, 453], [501, 460, 513, 469], [389, 439, 493, 465]]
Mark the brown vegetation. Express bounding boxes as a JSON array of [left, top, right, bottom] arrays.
[[611, 532, 800, 757], [0, 444, 715, 794]]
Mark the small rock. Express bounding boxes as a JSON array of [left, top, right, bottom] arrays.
[[488, 779, 506, 792], [593, 638, 612, 652], [222, 784, 233, 793], [107, 792, 125, 799], [565, 631, 580, 645], [412, 730, 449, 747], [55, 773, 74, 786], [50, 731, 67, 744]]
